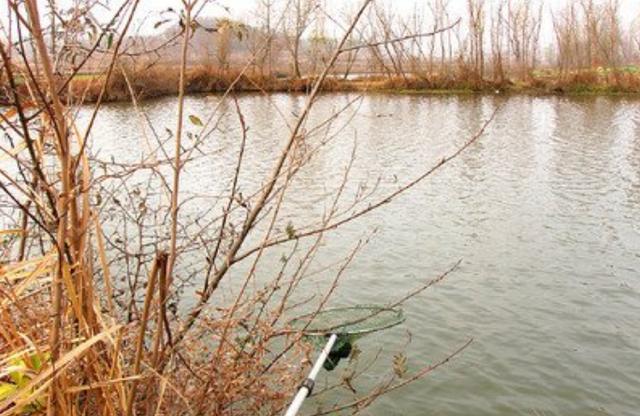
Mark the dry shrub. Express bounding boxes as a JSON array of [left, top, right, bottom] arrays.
[[606, 71, 640, 93], [0, 248, 309, 415], [68, 64, 281, 102], [370, 70, 488, 92], [506, 68, 640, 94], [0, 252, 130, 415], [55, 62, 640, 104], [69, 64, 180, 102]]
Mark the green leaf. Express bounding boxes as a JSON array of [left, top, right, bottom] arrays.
[[285, 222, 296, 240], [2, 352, 49, 412], [8, 358, 26, 385], [30, 352, 50, 372], [0, 382, 17, 401], [189, 114, 203, 127], [107, 32, 114, 49]]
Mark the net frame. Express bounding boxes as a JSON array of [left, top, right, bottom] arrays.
[[290, 305, 405, 338]]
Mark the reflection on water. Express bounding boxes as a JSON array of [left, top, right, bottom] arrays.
[[90, 94, 640, 416]]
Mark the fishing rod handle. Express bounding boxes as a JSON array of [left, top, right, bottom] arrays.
[[284, 333, 338, 416]]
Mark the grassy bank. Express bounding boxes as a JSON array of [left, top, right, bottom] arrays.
[[53, 65, 640, 103], [4, 66, 640, 105]]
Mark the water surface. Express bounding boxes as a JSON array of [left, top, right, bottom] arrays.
[[91, 93, 640, 416]]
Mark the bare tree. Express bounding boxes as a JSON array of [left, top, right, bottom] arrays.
[[506, 0, 543, 80], [490, 0, 507, 84], [215, 18, 233, 72], [467, 0, 486, 86], [283, 0, 317, 78], [250, 0, 277, 76]]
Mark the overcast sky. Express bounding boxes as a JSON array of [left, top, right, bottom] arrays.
[[2, 1, 640, 41], [133, 0, 640, 28], [133, 0, 640, 19], [124, 0, 640, 47]]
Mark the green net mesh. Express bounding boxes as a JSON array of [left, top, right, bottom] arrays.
[[290, 306, 405, 369]]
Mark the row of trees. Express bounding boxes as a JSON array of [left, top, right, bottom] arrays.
[[231, 0, 640, 83]]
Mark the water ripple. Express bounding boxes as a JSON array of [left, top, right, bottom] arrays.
[[85, 94, 640, 416]]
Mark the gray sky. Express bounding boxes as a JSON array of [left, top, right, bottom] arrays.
[[133, 0, 640, 28], [2, 1, 640, 42], [125, 0, 640, 47], [126, 0, 640, 44], [134, 0, 640, 19]]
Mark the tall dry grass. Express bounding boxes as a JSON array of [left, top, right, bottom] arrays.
[[0, 0, 310, 414], [0, 248, 308, 415], [68, 63, 358, 102], [64, 64, 640, 103]]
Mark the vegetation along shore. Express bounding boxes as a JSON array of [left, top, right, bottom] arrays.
[[1, 0, 639, 415]]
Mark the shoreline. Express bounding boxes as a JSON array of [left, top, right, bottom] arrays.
[[89, 83, 640, 105], [6, 69, 640, 106], [78, 69, 640, 103]]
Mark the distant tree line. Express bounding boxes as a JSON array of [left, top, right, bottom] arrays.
[[234, 0, 640, 86]]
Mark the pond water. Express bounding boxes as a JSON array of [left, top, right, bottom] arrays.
[[90, 93, 640, 415]]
